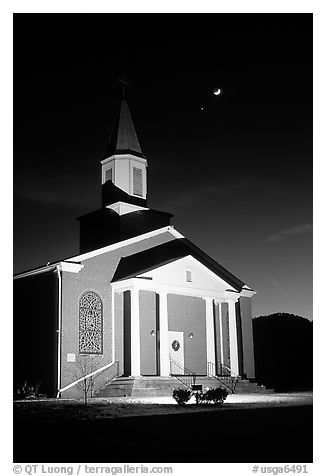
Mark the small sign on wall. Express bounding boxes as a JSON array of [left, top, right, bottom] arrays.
[[67, 353, 76, 362]]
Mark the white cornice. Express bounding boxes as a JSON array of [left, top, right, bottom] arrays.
[[240, 288, 256, 298], [111, 278, 241, 301], [59, 262, 84, 274], [101, 154, 148, 167]]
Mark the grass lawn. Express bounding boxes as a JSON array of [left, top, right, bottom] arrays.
[[14, 396, 312, 463]]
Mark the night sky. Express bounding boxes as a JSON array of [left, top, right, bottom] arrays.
[[14, 13, 312, 320]]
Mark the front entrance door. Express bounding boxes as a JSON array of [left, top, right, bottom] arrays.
[[169, 331, 185, 374]]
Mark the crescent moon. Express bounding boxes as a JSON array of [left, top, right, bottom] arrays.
[[213, 88, 221, 95]]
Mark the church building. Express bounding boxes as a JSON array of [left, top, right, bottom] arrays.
[[14, 96, 256, 399]]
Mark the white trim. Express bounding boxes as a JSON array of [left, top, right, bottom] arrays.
[[111, 289, 115, 363], [59, 360, 116, 394], [130, 288, 141, 376], [60, 262, 84, 274], [106, 201, 149, 216], [158, 291, 170, 376], [227, 300, 239, 376], [169, 331, 184, 371], [101, 156, 115, 166], [67, 226, 184, 263], [101, 154, 147, 167], [56, 266, 62, 397], [240, 288, 256, 298], [225, 290, 241, 301], [205, 297, 216, 367], [14, 264, 57, 280]]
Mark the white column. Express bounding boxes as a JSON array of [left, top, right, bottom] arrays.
[[227, 299, 239, 375], [130, 288, 141, 376], [217, 302, 224, 365], [158, 291, 170, 376], [205, 297, 216, 369]]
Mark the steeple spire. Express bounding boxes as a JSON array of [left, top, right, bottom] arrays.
[[101, 96, 148, 202], [104, 99, 144, 159]]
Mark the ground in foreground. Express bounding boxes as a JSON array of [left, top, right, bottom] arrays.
[[14, 392, 312, 463]]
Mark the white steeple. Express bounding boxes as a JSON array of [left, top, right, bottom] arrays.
[[101, 99, 147, 200]]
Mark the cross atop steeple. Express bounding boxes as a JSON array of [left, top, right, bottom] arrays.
[[117, 75, 130, 99]]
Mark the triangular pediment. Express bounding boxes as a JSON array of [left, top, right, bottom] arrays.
[[138, 255, 237, 292]]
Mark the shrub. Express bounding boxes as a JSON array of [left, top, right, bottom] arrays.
[[172, 388, 192, 405], [198, 387, 228, 406], [15, 381, 43, 399]]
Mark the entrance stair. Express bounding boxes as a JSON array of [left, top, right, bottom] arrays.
[[95, 375, 273, 398]]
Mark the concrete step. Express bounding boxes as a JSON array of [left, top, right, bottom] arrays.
[[95, 376, 185, 398], [95, 375, 274, 398]]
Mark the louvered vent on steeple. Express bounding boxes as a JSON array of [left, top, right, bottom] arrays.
[[133, 167, 143, 196], [105, 167, 113, 183]]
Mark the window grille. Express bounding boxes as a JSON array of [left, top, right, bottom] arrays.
[[79, 291, 103, 354], [133, 167, 143, 196]]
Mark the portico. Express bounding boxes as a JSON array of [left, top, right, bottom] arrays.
[[111, 255, 255, 379]]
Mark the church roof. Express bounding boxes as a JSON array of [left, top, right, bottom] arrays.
[[101, 179, 148, 208], [112, 238, 247, 292], [104, 99, 145, 159]]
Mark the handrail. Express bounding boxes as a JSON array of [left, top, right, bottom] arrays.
[[170, 357, 196, 390], [59, 360, 119, 394], [207, 361, 239, 393], [214, 361, 239, 378]]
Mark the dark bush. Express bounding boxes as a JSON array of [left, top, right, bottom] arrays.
[[15, 381, 43, 399], [198, 387, 228, 405], [172, 388, 192, 405]]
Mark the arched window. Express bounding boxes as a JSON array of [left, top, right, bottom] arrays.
[[79, 291, 103, 354]]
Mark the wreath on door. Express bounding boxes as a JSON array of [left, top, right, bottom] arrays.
[[172, 340, 180, 351]]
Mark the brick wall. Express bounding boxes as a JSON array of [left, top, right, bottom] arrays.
[[60, 231, 174, 399], [239, 296, 255, 378], [114, 292, 124, 376], [221, 302, 231, 367], [213, 301, 222, 364], [139, 290, 157, 375]]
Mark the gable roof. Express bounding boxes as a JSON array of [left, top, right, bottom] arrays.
[[112, 238, 247, 292], [14, 226, 181, 279]]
